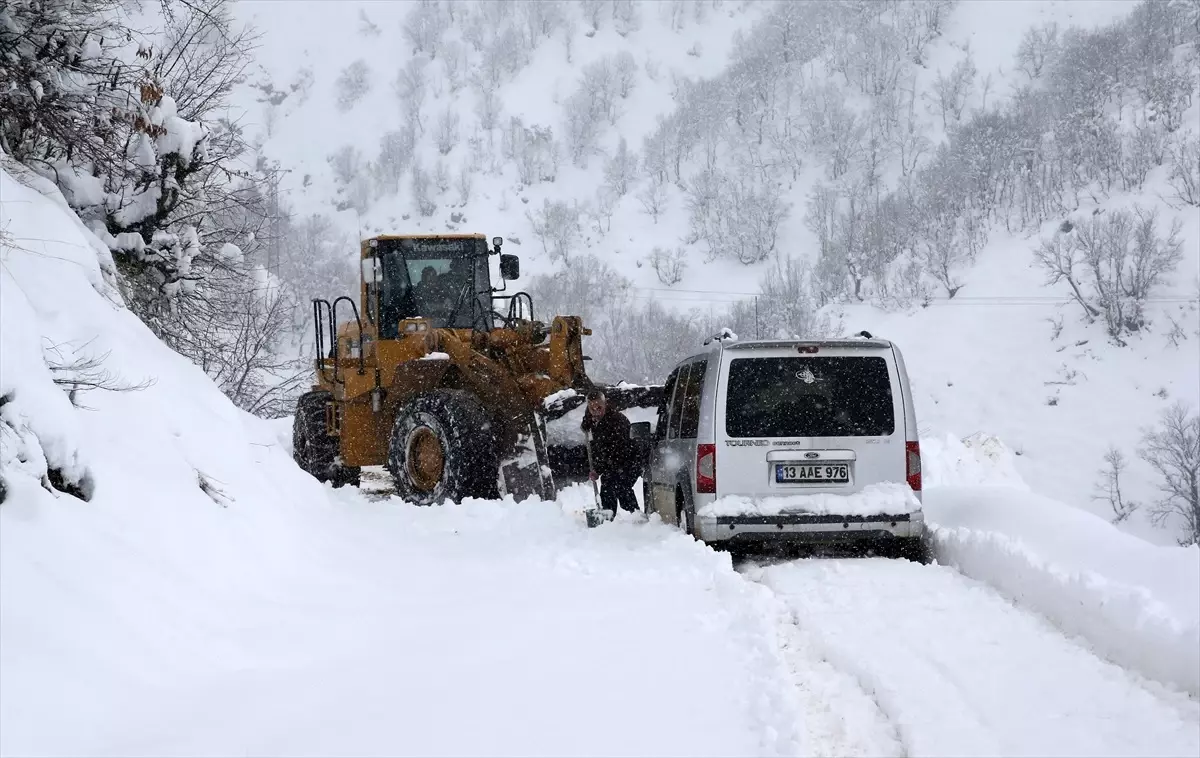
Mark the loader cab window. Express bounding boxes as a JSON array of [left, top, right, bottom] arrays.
[[375, 238, 492, 337]]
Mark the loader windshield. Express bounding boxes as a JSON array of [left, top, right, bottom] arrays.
[[375, 238, 492, 336]]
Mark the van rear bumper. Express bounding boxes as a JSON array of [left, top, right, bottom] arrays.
[[694, 511, 924, 544]]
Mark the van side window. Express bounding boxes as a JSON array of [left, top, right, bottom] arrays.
[[679, 360, 707, 439], [656, 367, 681, 441], [668, 363, 691, 440]]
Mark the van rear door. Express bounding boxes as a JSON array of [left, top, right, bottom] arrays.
[[713, 343, 907, 500]]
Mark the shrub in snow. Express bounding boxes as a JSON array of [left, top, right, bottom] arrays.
[[1034, 206, 1185, 343], [335, 60, 372, 112]]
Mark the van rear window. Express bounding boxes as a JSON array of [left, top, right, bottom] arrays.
[[724, 356, 895, 438]]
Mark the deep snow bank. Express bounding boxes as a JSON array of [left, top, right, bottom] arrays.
[[921, 432, 1200, 696]]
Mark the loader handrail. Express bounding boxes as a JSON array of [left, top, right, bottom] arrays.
[[492, 291, 534, 327], [312, 298, 335, 384], [331, 295, 366, 382]]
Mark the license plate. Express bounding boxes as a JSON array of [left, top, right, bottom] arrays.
[[775, 463, 850, 483]]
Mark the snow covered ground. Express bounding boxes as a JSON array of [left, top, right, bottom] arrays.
[[746, 557, 1200, 758]]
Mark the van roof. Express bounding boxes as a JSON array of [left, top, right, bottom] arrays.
[[678, 336, 895, 366], [719, 337, 895, 351]]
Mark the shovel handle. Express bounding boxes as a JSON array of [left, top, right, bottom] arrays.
[[584, 430, 601, 500]]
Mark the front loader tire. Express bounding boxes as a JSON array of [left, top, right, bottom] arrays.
[[293, 391, 360, 488], [387, 389, 498, 506]]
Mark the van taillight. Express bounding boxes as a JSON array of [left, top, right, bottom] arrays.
[[696, 444, 716, 494], [906, 441, 922, 493]]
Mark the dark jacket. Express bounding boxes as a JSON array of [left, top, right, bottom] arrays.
[[581, 407, 638, 474]]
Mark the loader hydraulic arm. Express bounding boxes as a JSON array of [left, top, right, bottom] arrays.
[[547, 315, 590, 388]]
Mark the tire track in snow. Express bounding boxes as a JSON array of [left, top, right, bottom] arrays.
[[740, 556, 1200, 758], [756, 579, 908, 758]]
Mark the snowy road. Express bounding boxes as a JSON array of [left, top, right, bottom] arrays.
[[742, 557, 1200, 758]]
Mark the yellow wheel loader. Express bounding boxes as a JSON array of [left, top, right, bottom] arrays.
[[291, 233, 660, 506]]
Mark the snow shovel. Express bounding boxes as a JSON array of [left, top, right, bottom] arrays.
[[584, 431, 610, 528]]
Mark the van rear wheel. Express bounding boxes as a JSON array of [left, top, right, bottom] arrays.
[[894, 535, 932, 564], [676, 493, 692, 537]]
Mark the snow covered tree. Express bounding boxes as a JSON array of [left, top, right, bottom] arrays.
[[527, 199, 582, 262], [402, 0, 449, 58], [435, 106, 460, 154], [335, 60, 371, 112], [603, 137, 637, 196]]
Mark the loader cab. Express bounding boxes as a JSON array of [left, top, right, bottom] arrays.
[[360, 235, 521, 337]]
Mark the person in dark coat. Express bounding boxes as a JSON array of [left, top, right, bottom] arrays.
[[581, 388, 641, 516]]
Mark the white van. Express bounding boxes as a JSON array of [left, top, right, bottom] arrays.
[[631, 331, 928, 561]]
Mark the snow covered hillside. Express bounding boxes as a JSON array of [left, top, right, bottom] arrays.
[[235, 0, 1200, 544]]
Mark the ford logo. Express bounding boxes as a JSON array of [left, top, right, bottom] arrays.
[[804, 452, 819, 459]]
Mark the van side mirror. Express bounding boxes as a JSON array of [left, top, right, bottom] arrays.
[[629, 421, 651, 441], [500, 253, 519, 281]]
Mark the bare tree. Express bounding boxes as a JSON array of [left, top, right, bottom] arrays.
[[456, 164, 473, 205], [1093, 446, 1139, 524], [1138, 402, 1200, 545], [433, 159, 451, 193], [612, 0, 641, 36], [649, 246, 687, 286], [412, 162, 436, 216], [394, 56, 429, 134], [435, 106, 461, 154], [1016, 22, 1060, 81], [1168, 131, 1200, 206], [580, 0, 605, 33], [474, 81, 500, 132], [927, 53, 977, 128], [755, 256, 837, 339], [1034, 207, 1185, 341], [527, 199, 582, 261], [637, 178, 669, 222], [374, 128, 414, 195], [614, 51, 639, 98], [442, 39, 466, 92]]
